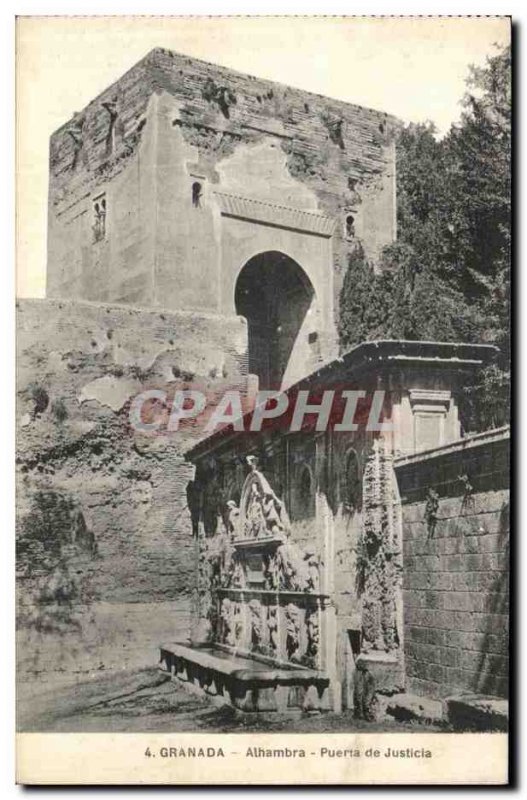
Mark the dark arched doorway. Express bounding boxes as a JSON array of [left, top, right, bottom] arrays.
[[235, 251, 315, 390]]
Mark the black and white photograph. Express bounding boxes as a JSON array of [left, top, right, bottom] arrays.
[[13, 14, 511, 785]]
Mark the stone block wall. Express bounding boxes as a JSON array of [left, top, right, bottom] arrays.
[[16, 297, 248, 680], [394, 428, 510, 699]]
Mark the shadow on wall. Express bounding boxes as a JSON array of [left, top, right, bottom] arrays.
[[476, 501, 509, 697], [16, 490, 99, 639], [235, 251, 315, 391], [445, 486, 509, 698]]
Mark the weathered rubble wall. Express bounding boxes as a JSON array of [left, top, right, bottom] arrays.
[[395, 428, 510, 700], [16, 297, 248, 680]]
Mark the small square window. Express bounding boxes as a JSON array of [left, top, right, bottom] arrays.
[[192, 181, 203, 208]]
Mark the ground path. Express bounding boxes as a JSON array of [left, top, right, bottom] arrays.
[[18, 667, 446, 733]]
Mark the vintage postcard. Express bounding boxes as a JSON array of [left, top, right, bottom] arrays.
[[15, 15, 511, 785]]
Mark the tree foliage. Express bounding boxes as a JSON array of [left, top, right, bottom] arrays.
[[338, 44, 511, 432]]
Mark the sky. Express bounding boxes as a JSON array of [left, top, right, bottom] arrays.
[[16, 15, 510, 298]]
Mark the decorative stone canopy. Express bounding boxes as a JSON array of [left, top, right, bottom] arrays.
[[185, 340, 499, 461], [163, 339, 499, 715]]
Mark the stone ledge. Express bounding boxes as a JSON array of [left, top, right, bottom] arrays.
[[394, 425, 510, 469], [444, 693, 508, 731], [356, 652, 405, 694]]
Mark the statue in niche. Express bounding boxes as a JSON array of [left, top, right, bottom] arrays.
[[245, 481, 266, 539], [305, 607, 320, 666], [262, 538, 321, 595], [233, 601, 244, 646], [276, 542, 308, 591], [285, 603, 301, 661], [208, 532, 245, 590], [224, 500, 240, 539], [268, 606, 279, 654], [229, 558, 246, 590], [304, 548, 320, 593], [206, 528, 231, 589], [248, 599, 263, 651], [208, 551, 222, 590], [220, 598, 235, 647], [262, 491, 287, 537], [263, 552, 280, 591], [240, 456, 290, 540]]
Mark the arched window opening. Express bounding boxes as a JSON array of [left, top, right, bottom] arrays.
[[342, 450, 362, 514]]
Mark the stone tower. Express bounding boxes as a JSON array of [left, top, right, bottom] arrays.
[[47, 48, 397, 389]]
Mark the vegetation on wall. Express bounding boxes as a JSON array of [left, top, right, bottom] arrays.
[[339, 45, 511, 433], [17, 491, 98, 635]]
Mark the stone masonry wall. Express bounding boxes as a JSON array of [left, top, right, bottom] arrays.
[[394, 428, 510, 700], [16, 298, 248, 681], [47, 47, 397, 320]]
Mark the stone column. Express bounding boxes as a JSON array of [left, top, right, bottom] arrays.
[[355, 437, 404, 705], [191, 521, 213, 644]]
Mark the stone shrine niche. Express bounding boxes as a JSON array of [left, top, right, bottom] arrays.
[[196, 455, 327, 670], [175, 341, 498, 713], [238, 455, 291, 541]]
